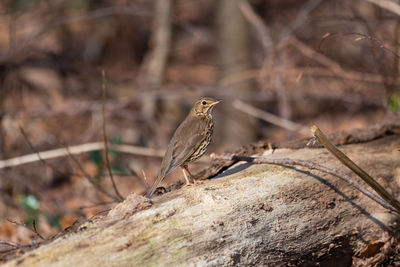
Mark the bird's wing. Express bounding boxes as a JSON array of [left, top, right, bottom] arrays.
[[161, 117, 207, 177], [146, 116, 207, 198]]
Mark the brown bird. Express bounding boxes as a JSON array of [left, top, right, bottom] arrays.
[[146, 97, 221, 198]]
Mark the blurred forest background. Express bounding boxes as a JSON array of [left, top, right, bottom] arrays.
[[0, 0, 399, 260]]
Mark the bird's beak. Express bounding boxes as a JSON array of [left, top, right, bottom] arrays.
[[211, 99, 222, 106]]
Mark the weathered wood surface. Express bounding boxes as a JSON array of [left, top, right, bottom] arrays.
[[4, 135, 400, 266]]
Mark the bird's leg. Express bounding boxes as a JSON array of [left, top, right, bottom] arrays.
[[181, 165, 194, 186], [182, 165, 203, 185]]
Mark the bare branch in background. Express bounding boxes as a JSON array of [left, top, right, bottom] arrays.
[[274, 0, 324, 135], [18, 126, 69, 179], [0, 5, 152, 63], [273, 52, 292, 139], [290, 37, 346, 76], [239, 1, 293, 138], [319, 32, 400, 60], [126, 165, 151, 191], [364, 0, 400, 17], [238, 0, 273, 50], [233, 100, 310, 136], [220, 66, 395, 87], [279, 0, 324, 43], [0, 142, 165, 169]]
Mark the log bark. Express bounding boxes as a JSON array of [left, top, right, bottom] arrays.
[[4, 134, 400, 266]]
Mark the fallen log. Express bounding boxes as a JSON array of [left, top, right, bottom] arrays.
[[3, 134, 400, 266]]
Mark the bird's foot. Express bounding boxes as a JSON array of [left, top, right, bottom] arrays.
[[183, 181, 195, 187], [182, 179, 203, 187]]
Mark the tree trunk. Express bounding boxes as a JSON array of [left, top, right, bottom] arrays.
[[140, 0, 176, 148], [216, 0, 257, 147], [144, 0, 174, 87], [4, 134, 400, 266]]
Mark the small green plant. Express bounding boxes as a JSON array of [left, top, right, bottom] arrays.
[[388, 94, 399, 112], [88, 136, 130, 177], [18, 194, 40, 227], [89, 150, 103, 169]]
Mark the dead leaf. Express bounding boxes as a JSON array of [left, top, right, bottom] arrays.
[[358, 240, 385, 258]]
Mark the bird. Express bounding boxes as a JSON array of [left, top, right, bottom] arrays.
[[146, 97, 221, 198]]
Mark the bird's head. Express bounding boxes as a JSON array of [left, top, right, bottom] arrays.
[[192, 97, 221, 115]]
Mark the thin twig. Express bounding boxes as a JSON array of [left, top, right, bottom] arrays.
[[32, 220, 45, 240], [18, 127, 48, 167], [238, 0, 273, 49], [126, 166, 150, 190], [0, 240, 35, 254], [101, 70, 123, 201], [311, 125, 400, 213], [219, 65, 397, 86], [0, 142, 164, 169], [273, 52, 292, 139], [211, 154, 397, 213], [232, 100, 310, 135], [61, 141, 121, 202], [279, 0, 323, 42], [319, 32, 400, 60], [0, 240, 21, 248], [6, 219, 44, 240], [141, 170, 150, 189], [238, 0, 299, 138], [18, 126, 65, 178], [290, 37, 349, 78]]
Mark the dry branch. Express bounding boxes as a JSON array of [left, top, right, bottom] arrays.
[[239, 0, 293, 138], [364, 0, 400, 17], [311, 125, 400, 213], [233, 100, 310, 135], [220, 65, 395, 87], [238, 0, 273, 49], [0, 143, 164, 169]]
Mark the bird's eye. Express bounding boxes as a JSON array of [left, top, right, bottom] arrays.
[[201, 101, 207, 105]]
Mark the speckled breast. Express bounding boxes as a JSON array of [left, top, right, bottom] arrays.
[[186, 120, 214, 163]]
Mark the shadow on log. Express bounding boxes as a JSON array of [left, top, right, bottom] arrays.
[[3, 134, 400, 266]]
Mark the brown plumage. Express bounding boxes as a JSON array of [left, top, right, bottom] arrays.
[[146, 97, 221, 198]]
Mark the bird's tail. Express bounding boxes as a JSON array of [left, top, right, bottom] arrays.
[[146, 174, 165, 198]]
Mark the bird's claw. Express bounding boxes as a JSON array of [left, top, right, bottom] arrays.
[[183, 182, 194, 187]]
